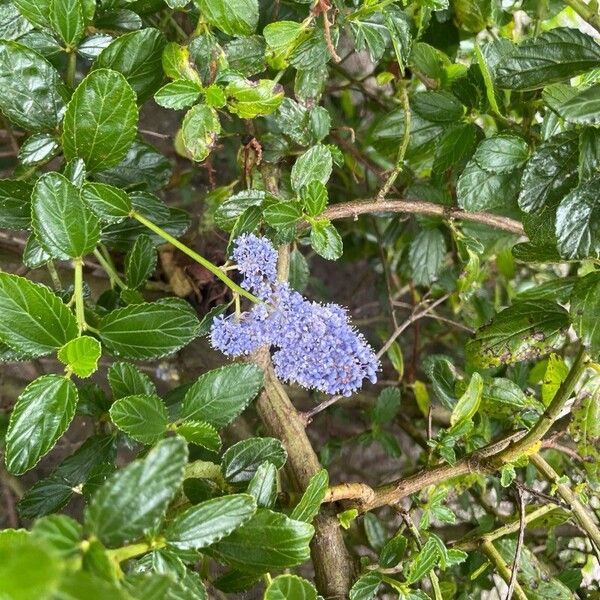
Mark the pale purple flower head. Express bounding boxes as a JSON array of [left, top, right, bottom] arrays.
[[210, 236, 379, 396]]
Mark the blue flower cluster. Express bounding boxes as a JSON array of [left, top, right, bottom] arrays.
[[211, 234, 379, 396]]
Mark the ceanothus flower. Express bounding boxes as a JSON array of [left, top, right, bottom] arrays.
[[210, 236, 379, 396]]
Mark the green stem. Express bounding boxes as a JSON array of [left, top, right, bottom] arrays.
[[93, 248, 127, 289], [107, 540, 165, 563], [66, 50, 76, 88], [131, 211, 259, 304], [73, 258, 86, 334], [47, 261, 62, 290], [563, 0, 600, 32], [480, 540, 528, 600]]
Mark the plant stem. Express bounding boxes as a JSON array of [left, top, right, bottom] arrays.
[[563, 0, 600, 32], [107, 540, 165, 563], [73, 258, 86, 334], [47, 261, 62, 290], [130, 210, 259, 303], [66, 51, 76, 88], [93, 248, 127, 289], [480, 540, 528, 600]]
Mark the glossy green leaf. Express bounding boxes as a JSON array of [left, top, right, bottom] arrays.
[[349, 573, 382, 600], [208, 509, 314, 572], [290, 469, 328, 523], [181, 104, 220, 162], [450, 372, 483, 427], [180, 363, 264, 428], [406, 536, 439, 584], [263, 200, 302, 230], [32, 172, 101, 259], [411, 90, 464, 122], [176, 420, 221, 451], [558, 84, 600, 124], [5, 374, 78, 475], [482, 377, 528, 410], [125, 234, 156, 289], [12, 0, 51, 28], [222, 437, 287, 483], [300, 180, 328, 217], [310, 220, 343, 260], [18, 133, 60, 166], [94, 28, 166, 103], [58, 336, 102, 378], [473, 134, 529, 173], [0, 40, 67, 130], [62, 68, 138, 171], [31, 514, 82, 558], [496, 28, 600, 91], [99, 299, 200, 359], [109, 394, 168, 444], [226, 78, 284, 118], [408, 229, 446, 286], [154, 79, 202, 109], [195, 0, 258, 36], [0, 273, 77, 357], [291, 144, 333, 193], [81, 182, 132, 223], [215, 189, 266, 231], [85, 436, 188, 547], [247, 461, 277, 508], [570, 271, 600, 359], [0, 180, 33, 230], [107, 361, 156, 399], [263, 21, 307, 60], [50, 0, 85, 47], [541, 354, 568, 406], [433, 123, 481, 174], [165, 494, 256, 550], [265, 575, 318, 600], [466, 300, 570, 368]]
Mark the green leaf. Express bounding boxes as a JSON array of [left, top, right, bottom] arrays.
[[0, 273, 77, 357], [58, 336, 102, 378], [19, 133, 60, 166], [225, 78, 284, 118], [290, 469, 328, 523], [373, 388, 401, 424], [518, 131, 579, 214], [208, 509, 314, 572], [450, 372, 483, 427], [62, 68, 138, 172], [558, 84, 600, 124], [481, 377, 528, 410], [300, 180, 328, 217], [50, 0, 85, 47], [221, 437, 287, 483], [411, 90, 464, 122], [349, 573, 382, 600], [263, 200, 302, 230], [379, 535, 407, 568], [215, 189, 266, 231], [32, 172, 101, 259], [99, 299, 200, 360], [109, 394, 168, 445], [180, 363, 264, 428], [195, 0, 258, 36], [465, 300, 570, 369], [265, 575, 318, 600], [433, 124, 480, 174], [154, 79, 202, 110], [409, 229, 446, 286], [12, 0, 51, 28], [126, 234, 157, 289], [85, 436, 188, 547], [181, 104, 220, 162], [5, 374, 78, 475], [556, 175, 600, 259], [0, 180, 33, 230], [406, 536, 439, 584], [0, 40, 67, 131], [291, 144, 333, 193], [495, 28, 600, 91], [162, 41, 201, 83], [165, 494, 256, 550], [423, 355, 457, 410], [541, 354, 568, 406], [176, 420, 221, 451], [570, 272, 600, 360], [473, 134, 529, 173], [31, 514, 82, 558], [81, 182, 132, 223], [108, 361, 156, 399], [247, 461, 277, 508], [264, 21, 307, 60], [310, 220, 343, 260], [94, 28, 166, 103]]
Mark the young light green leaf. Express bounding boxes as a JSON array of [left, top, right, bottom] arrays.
[[0, 40, 67, 131], [0, 180, 33, 230], [176, 420, 221, 451], [109, 394, 168, 444], [107, 361, 156, 399], [154, 79, 202, 110], [300, 180, 328, 217], [5, 374, 78, 475], [125, 234, 157, 289], [406, 536, 439, 584], [58, 336, 102, 378], [81, 182, 132, 223], [195, 0, 258, 36], [0, 273, 77, 357], [181, 104, 220, 162], [450, 372, 483, 427], [225, 78, 284, 118], [291, 144, 333, 193], [247, 461, 278, 508], [265, 575, 318, 600], [32, 172, 101, 259], [310, 220, 343, 260], [85, 436, 188, 547], [290, 469, 328, 523], [263, 21, 307, 59], [165, 494, 256, 550], [62, 68, 138, 171], [221, 437, 287, 483], [180, 363, 264, 428], [50, 0, 85, 47], [570, 271, 600, 360], [99, 300, 200, 360], [18, 133, 60, 166]]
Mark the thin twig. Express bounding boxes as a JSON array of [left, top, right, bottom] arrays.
[[505, 487, 525, 600]]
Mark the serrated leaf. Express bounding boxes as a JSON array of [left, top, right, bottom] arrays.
[[181, 104, 220, 162], [570, 271, 600, 359], [263, 200, 302, 230], [180, 363, 264, 428], [81, 182, 132, 223], [247, 461, 277, 508], [31, 514, 82, 558], [473, 134, 529, 173], [154, 79, 202, 110], [465, 300, 570, 369], [541, 354, 568, 406], [310, 220, 342, 260], [99, 300, 200, 360], [195, 0, 258, 36], [264, 21, 307, 60], [12, 0, 51, 28], [222, 437, 287, 483], [0, 273, 77, 357], [215, 190, 266, 231], [411, 90, 464, 122], [108, 361, 156, 399], [62, 68, 138, 172], [176, 420, 221, 451], [208, 508, 313, 572], [32, 172, 101, 259], [225, 78, 284, 118], [406, 536, 439, 584], [457, 159, 520, 211], [0, 180, 33, 230], [5, 374, 78, 475], [0, 40, 67, 131], [558, 84, 600, 124], [265, 575, 318, 600], [481, 377, 528, 410], [379, 534, 407, 568], [291, 144, 333, 192], [349, 573, 382, 600], [94, 28, 166, 103], [165, 494, 256, 550], [409, 229, 446, 286], [85, 436, 188, 547], [496, 28, 600, 91], [125, 234, 157, 289], [50, 0, 85, 47], [58, 336, 102, 378], [300, 180, 328, 217], [19, 133, 60, 167], [109, 394, 168, 444], [290, 469, 328, 523], [450, 372, 482, 427]]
